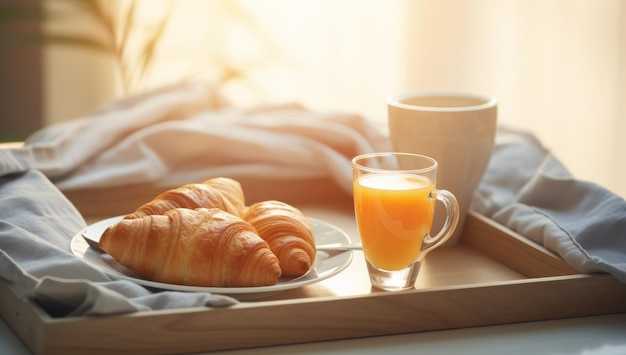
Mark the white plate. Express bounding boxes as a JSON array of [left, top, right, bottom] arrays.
[[71, 215, 353, 299]]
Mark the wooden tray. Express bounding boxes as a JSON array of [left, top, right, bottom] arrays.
[[2, 209, 626, 355]]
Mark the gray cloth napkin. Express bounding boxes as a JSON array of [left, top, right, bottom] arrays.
[[0, 152, 238, 318], [472, 128, 626, 283]]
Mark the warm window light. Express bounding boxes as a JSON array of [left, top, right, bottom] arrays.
[[41, 0, 626, 197]]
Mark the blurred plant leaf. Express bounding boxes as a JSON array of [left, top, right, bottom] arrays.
[[117, 0, 135, 56], [130, 1, 172, 90], [1, 0, 172, 94]]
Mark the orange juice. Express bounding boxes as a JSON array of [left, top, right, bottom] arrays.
[[354, 173, 435, 271]]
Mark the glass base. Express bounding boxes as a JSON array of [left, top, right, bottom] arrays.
[[366, 259, 422, 291]]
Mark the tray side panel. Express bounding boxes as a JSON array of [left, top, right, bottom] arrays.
[[0, 282, 47, 355], [64, 177, 349, 221], [40, 274, 626, 354], [4, 211, 626, 354], [463, 211, 580, 277]]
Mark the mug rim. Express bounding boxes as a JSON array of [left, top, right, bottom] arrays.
[[387, 90, 497, 112], [352, 152, 438, 173]]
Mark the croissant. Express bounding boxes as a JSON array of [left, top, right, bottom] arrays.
[[243, 200, 316, 277], [99, 207, 281, 287], [124, 177, 245, 219], [203, 177, 246, 216]]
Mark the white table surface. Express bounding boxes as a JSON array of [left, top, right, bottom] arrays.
[[2, 312, 626, 354]]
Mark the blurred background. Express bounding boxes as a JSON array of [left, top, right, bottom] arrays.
[[1, 0, 625, 196]]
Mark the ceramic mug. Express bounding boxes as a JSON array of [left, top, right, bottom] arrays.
[[387, 91, 497, 245]]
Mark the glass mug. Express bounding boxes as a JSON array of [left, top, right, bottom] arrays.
[[352, 152, 459, 291]]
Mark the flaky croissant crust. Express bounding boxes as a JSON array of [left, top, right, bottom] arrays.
[[99, 177, 318, 287], [100, 207, 281, 287], [124, 177, 245, 219], [243, 200, 316, 277]]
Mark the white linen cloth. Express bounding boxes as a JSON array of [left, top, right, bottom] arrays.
[[23, 81, 389, 194], [472, 128, 626, 283]]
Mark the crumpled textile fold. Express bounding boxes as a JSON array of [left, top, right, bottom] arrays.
[[472, 128, 626, 283], [22, 81, 390, 194], [0, 147, 240, 318]]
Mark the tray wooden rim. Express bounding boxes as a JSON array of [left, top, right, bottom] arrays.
[[2, 211, 626, 355]]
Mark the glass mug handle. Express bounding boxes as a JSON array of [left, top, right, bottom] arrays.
[[421, 189, 460, 253]]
